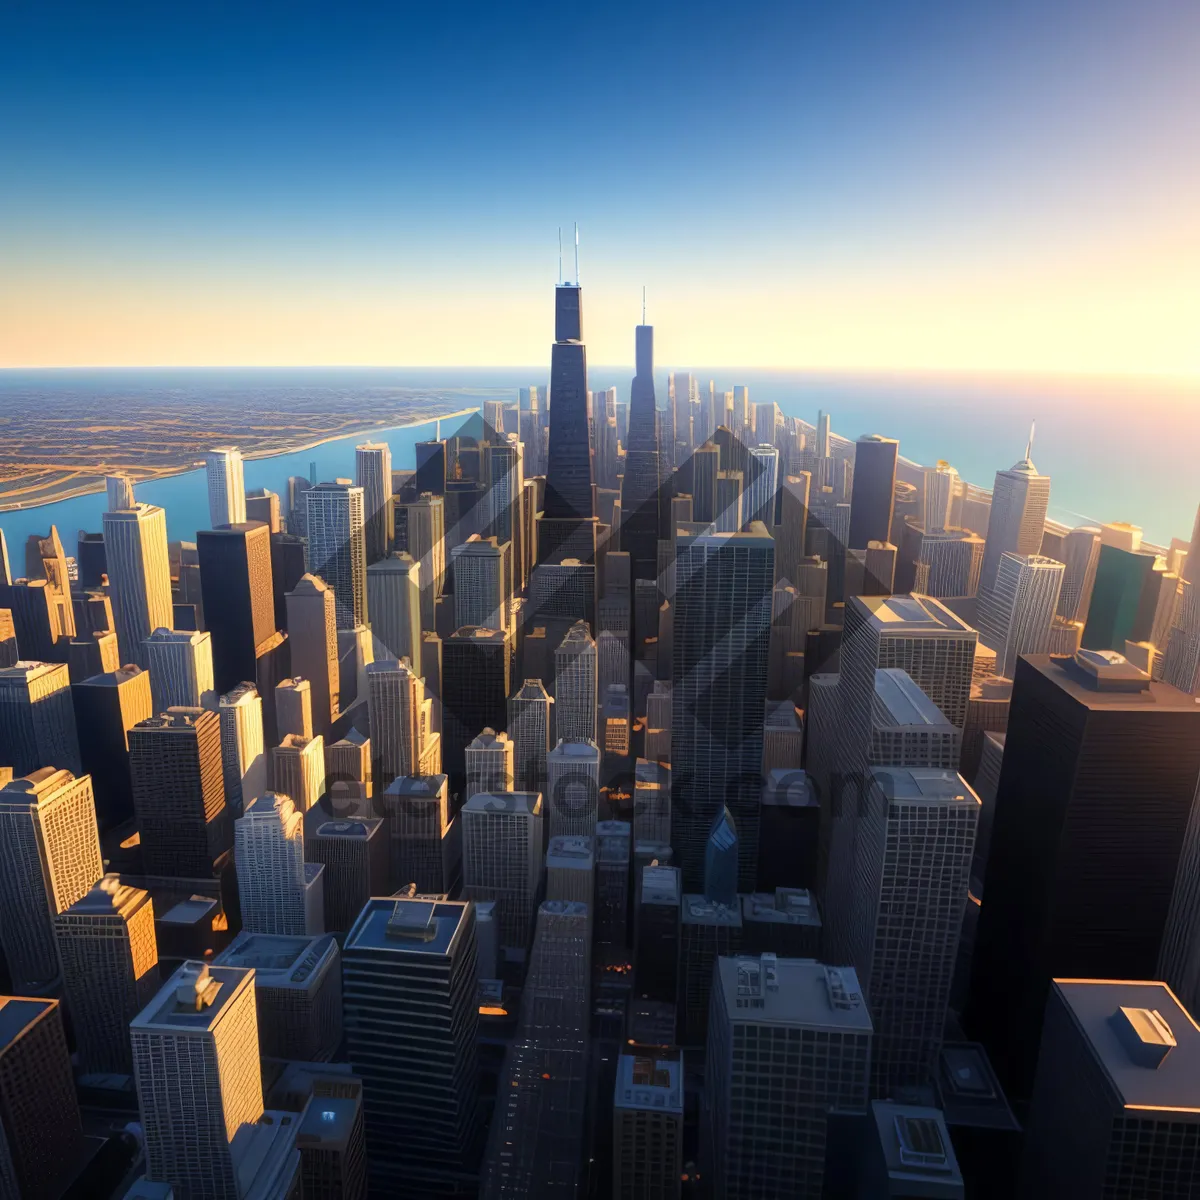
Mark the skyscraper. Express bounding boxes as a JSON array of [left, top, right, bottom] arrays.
[[442, 627, 511, 794], [276, 674, 314, 739], [1056, 525, 1102, 622], [305, 480, 368, 629], [394, 491, 446, 632], [205, 447, 246, 528], [0, 768, 103, 990], [672, 524, 774, 888], [0, 659, 80, 776], [976, 553, 1064, 678], [355, 441, 394, 564], [465, 727, 514, 800], [196, 521, 276, 694], [343, 898, 481, 1197], [236, 792, 323, 936], [848, 435, 900, 550], [621, 318, 664, 583], [54, 873, 158, 1076], [305, 815, 387, 933], [546, 738, 601, 839], [976, 446, 1052, 602], [218, 682, 266, 815], [554, 619, 597, 743], [365, 657, 423, 790], [451, 534, 510, 631], [483, 437, 525, 590], [131, 961, 263, 1200], [129, 708, 230, 879], [71, 663, 151, 827], [612, 1047, 684, 1200], [507, 678, 553, 795], [271, 733, 327, 813], [286, 573, 340, 736], [366, 551, 421, 664], [244, 486, 281, 532], [745, 444, 780, 527], [144, 626, 217, 712], [102, 501, 174, 668], [923, 461, 959, 534], [968, 651, 1200, 1099], [1081, 541, 1158, 651], [380, 773, 459, 894]]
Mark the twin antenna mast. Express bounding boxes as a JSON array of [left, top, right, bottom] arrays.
[[557, 224, 581, 286]]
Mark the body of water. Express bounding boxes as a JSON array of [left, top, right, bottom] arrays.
[[0, 367, 1195, 551]]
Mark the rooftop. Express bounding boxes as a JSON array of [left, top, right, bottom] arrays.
[[871, 767, 980, 808], [296, 1096, 359, 1148], [550, 738, 600, 759], [715, 956, 873, 1032], [870, 1102, 963, 1191], [1027, 654, 1200, 711], [614, 1048, 684, 1114], [157, 894, 218, 926], [0, 997, 56, 1051], [214, 932, 338, 987], [314, 817, 383, 839], [856, 593, 976, 636], [872, 668, 954, 728], [743, 889, 822, 927], [682, 895, 743, 927], [133, 962, 255, 1033], [62, 873, 150, 919], [345, 897, 471, 958], [641, 865, 681, 905], [1055, 979, 1200, 1115], [462, 790, 541, 816], [547, 835, 594, 864], [384, 773, 447, 797], [762, 769, 816, 808], [935, 1042, 1021, 1130]]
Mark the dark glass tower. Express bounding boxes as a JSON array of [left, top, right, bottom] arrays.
[[703, 806, 739, 907], [539, 283, 595, 564], [442, 627, 511, 802], [620, 321, 663, 584], [848, 435, 899, 550]]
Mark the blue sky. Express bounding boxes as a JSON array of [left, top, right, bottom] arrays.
[[2, 0, 1199, 369]]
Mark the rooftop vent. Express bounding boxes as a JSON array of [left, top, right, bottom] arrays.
[[894, 1114, 949, 1170], [1111, 1006, 1176, 1069], [824, 966, 862, 1010], [386, 900, 438, 942], [175, 961, 221, 1011]]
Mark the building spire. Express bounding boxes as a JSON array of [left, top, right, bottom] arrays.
[[557, 227, 562, 285], [573, 222, 579, 285], [642, 285, 646, 325], [1026, 419, 1036, 461]]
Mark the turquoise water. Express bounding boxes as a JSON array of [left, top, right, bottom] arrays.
[[0, 367, 1196, 550]]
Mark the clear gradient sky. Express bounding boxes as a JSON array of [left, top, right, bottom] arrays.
[[2, 0, 1199, 372]]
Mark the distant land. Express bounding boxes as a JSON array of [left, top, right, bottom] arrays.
[[0, 376, 503, 510]]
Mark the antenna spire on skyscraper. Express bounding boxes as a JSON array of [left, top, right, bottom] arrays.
[[642, 285, 646, 325], [557, 227, 562, 285], [1026, 419, 1036, 461], [574, 222, 579, 284]]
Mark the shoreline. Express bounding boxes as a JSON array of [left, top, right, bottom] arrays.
[[0, 406, 480, 514]]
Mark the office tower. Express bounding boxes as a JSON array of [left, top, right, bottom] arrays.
[[130, 708, 230, 878], [0, 609, 16, 668], [690, 442, 719, 526], [365, 657, 422, 789], [670, 371, 695, 462], [394, 492, 446, 632], [381, 773, 459, 894], [924, 461, 959, 533], [481, 900, 590, 1200], [326, 727, 371, 799], [0, 997, 85, 1200], [913, 528, 986, 597], [741, 887, 822, 958], [703, 958, 872, 1200], [775, 472, 811, 585], [0, 659, 80, 775], [462, 791, 543, 956], [272, 732, 326, 812], [530, 554, 596, 627], [704, 805, 739, 907], [465, 727, 514, 800], [968, 651, 1200, 1099], [594, 819, 631, 950], [202, 446, 245, 527], [355, 441, 393, 564], [977, 446, 1052, 601], [1082, 542, 1158, 650], [196, 521, 276, 693], [603, 683, 631, 756], [0, 768, 103, 990], [305, 814, 386, 932], [244, 486, 281, 532], [620, 320, 663, 582], [270, 529, 306, 623], [755, 399, 781, 447], [292, 1078, 367, 1200], [597, 624, 628, 693], [1020, 980, 1200, 1197], [730, 384, 751, 436], [714, 469, 743, 532], [76, 529, 107, 588], [553, 619, 596, 742], [9, 579, 70, 663], [414, 439, 447, 497], [976, 553, 1064, 678], [286, 573, 340, 736], [218, 682, 266, 815], [343, 898, 480, 1196], [845, 540, 897, 598], [546, 738, 601, 838], [71, 664, 151, 827], [855, 1101, 964, 1199], [144, 627, 216, 712], [746, 443, 780, 526], [68, 627, 119, 681], [306, 480, 368, 629], [20, 526, 75, 645], [546, 834, 594, 904], [844, 768, 978, 1096], [214, 931, 342, 1062], [539, 264, 596, 566], [442, 627, 511, 793], [680, 884, 744, 1043], [102, 501, 173, 667], [1057, 525, 1102, 621], [236, 793, 323, 935], [633, 757, 670, 843], [274, 675, 312, 740], [132, 961, 263, 1200], [484, 438, 525, 585], [848, 435, 900, 550], [508, 678, 553, 794], [104, 471, 135, 511], [870, 668, 962, 767], [762, 700, 804, 772], [672, 524, 773, 889], [612, 1046, 684, 1200], [366, 551, 421, 665], [54, 874, 158, 1076], [1162, 578, 1200, 695], [451, 534, 510, 631]]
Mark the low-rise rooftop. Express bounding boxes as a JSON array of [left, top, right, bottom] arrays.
[[714, 956, 873, 1033], [614, 1047, 683, 1115]]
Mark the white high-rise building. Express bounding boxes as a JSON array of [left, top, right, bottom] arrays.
[[1057, 526, 1102, 623], [546, 739, 600, 839], [305, 480, 368, 629], [131, 960, 264, 1200], [271, 734, 326, 812], [462, 791, 543, 956], [0, 768, 103, 991], [395, 492, 446, 633], [355, 441, 394, 564], [366, 552, 422, 665], [484, 438, 525, 589], [845, 767, 978, 1096], [218, 683, 266, 816], [1162, 579, 1200, 695], [275, 674, 313, 740], [508, 679, 553, 795], [977, 449, 1052, 602], [465, 728, 515, 800], [923, 461, 959, 534], [235, 792, 323, 936], [365, 658, 423, 790], [554, 620, 597, 743], [745, 444, 780, 527], [143, 627, 216, 712], [976, 554, 1064, 679], [103, 503, 173, 668], [106, 472, 136, 512], [205, 447, 246, 528], [451, 534, 510, 632]]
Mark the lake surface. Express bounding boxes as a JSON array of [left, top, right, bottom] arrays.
[[0, 367, 1195, 551]]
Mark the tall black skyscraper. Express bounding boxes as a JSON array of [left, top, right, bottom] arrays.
[[197, 522, 276, 694], [848, 434, 899, 550], [539, 263, 595, 565], [442, 627, 511, 801], [621, 317, 663, 586]]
